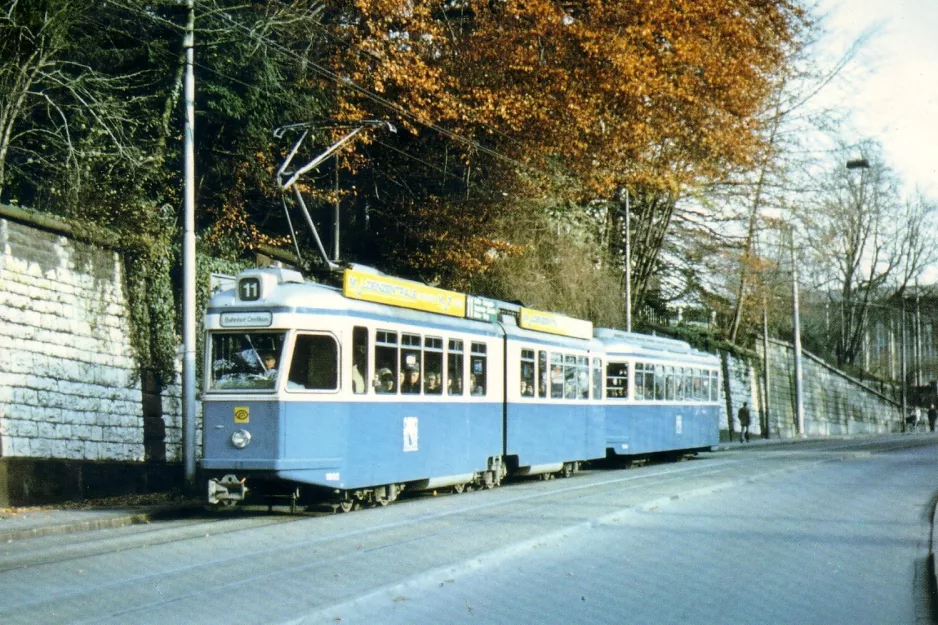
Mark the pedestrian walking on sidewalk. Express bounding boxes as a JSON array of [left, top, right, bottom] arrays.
[[737, 402, 751, 443], [928, 404, 937, 432]]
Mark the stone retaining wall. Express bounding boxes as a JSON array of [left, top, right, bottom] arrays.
[[714, 340, 900, 441], [0, 210, 182, 504], [761, 339, 901, 437]]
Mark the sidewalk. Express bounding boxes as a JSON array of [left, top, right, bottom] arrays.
[[0, 497, 202, 543]]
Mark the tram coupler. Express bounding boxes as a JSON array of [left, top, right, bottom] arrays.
[[208, 474, 248, 505]]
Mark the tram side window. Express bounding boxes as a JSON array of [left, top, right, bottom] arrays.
[[592, 358, 602, 400], [633, 363, 645, 401], [550, 353, 564, 399], [662, 366, 672, 400], [470, 342, 487, 396], [401, 333, 422, 394], [538, 351, 548, 398], [520, 349, 536, 397], [710, 370, 720, 401], [352, 326, 368, 394], [693, 369, 703, 401], [375, 331, 398, 394], [564, 355, 578, 399], [576, 356, 589, 400], [700, 369, 710, 401], [684, 368, 694, 401], [287, 334, 338, 390], [447, 339, 464, 395], [606, 362, 629, 399], [424, 337, 443, 395], [650, 364, 660, 401]]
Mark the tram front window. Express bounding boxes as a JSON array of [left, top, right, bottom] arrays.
[[210, 332, 286, 391]]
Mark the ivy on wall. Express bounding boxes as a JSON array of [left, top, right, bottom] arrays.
[[194, 254, 253, 382]]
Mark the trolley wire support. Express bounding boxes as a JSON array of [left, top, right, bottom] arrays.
[[274, 120, 396, 274]]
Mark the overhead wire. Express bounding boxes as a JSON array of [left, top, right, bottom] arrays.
[[199, 7, 554, 180], [280, 6, 543, 164], [96, 0, 509, 192]]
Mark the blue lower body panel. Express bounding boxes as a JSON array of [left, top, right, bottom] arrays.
[[202, 399, 503, 490], [606, 404, 719, 455], [506, 402, 605, 467]]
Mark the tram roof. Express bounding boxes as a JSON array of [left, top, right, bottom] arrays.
[[593, 327, 719, 364], [207, 266, 597, 341]]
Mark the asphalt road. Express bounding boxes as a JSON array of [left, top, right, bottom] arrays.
[[1, 435, 936, 624]]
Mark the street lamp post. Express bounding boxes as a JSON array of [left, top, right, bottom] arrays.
[[844, 157, 906, 424]]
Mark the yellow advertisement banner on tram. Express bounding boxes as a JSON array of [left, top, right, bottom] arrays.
[[519, 307, 593, 340], [344, 269, 467, 318]]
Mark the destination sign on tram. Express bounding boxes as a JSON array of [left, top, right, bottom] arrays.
[[466, 295, 499, 322]]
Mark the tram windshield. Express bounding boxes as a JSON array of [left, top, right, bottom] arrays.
[[209, 332, 286, 391]]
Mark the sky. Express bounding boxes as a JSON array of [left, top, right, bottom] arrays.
[[814, 0, 938, 199]]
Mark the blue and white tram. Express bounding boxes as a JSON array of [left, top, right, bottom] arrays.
[[201, 265, 721, 510], [594, 328, 721, 458], [203, 266, 510, 509], [203, 266, 613, 509]]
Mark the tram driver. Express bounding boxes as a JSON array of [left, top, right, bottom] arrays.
[[260, 350, 278, 379]]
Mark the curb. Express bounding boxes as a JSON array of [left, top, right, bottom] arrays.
[[0, 504, 202, 543]]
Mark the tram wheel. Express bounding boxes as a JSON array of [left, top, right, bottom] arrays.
[[338, 499, 357, 513], [453, 483, 466, 494]]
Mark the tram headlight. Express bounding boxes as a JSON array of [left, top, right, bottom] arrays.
[[230, 429, 252, 449]]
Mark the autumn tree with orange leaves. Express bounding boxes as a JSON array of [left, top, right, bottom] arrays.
[[311, 0, 807, 298]]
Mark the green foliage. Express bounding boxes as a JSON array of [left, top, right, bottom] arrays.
[[470, 200, 626, 328]]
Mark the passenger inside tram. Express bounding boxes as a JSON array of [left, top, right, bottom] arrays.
[[377, 367, 396, 393], [402, 365, 421, 394], [424, 372, 442, 394]]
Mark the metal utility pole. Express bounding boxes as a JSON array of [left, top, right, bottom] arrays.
[[915, 285, 922, 386], [791, 228, 805, 437], [623, 188, 632, 332], [332, 155, 340, 262], [182, 0, 197, 491], [901, 297, 907, 421], [763, 300, 771, 439]]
